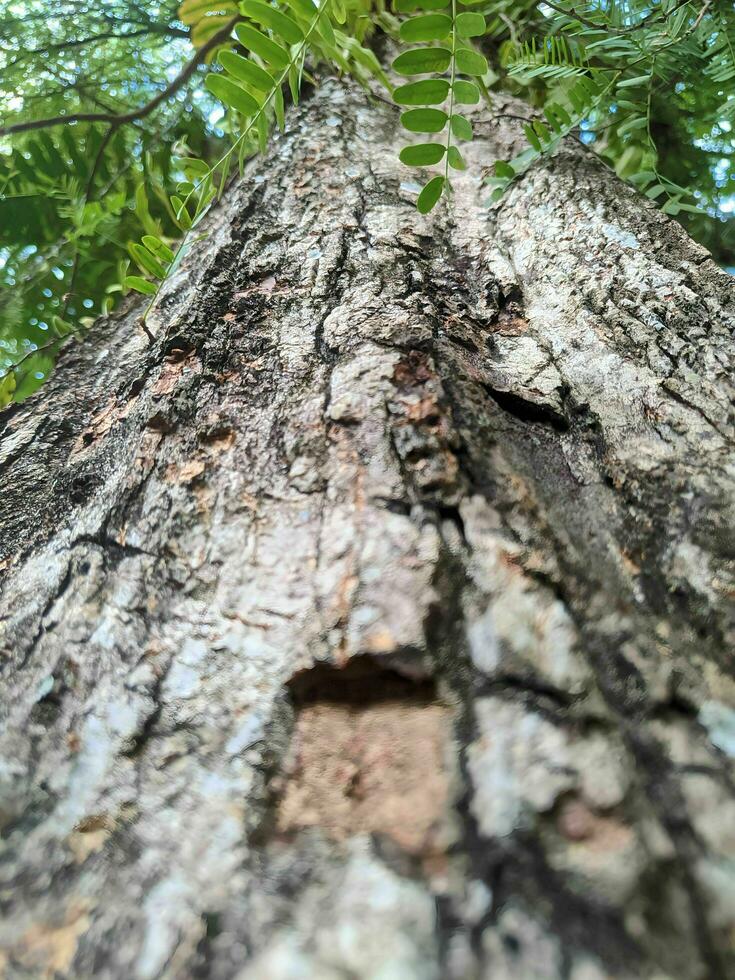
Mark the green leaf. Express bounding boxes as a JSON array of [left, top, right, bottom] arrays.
[[393, 47, 452, 75], [235, 24, 291, 70], [455, 47, 488, 76], [191, 11, 236, 45], [532, 119, 552, 144], [0, 368, 16, 407], [399, 13, 452, 42], [394, 78, 450, 105], [256, 112, 268, 153], [196, 175, 216, 211], [450, 114, 473, 141], [455, 12, 484, 37], [399, 142, 446, 165], [524, 123, 542, 151], [124, 275, 157, 295], [142, 235, 175, 264], [205, 75, 261, 117], [619, 116, 648, 134], [417, 175, 445, 213], [341, 36, 392, 91], [316, 11, 336, 46], [447, 146, 466, 170], [543, 106, 563, 133], [179, 0, 237, 25], [494, 160, 515, 179], [629, 170, 657, 186], [240, 0, 304, 43], [0, 371, 16, 407], [401, 108, 449, 133], [176, 156, 211, 176], [274, 86, 286, 131], [134, 183, 161, 237], [453, 79, 480, 104], [284, 0, 319, 18], [395, 0, 449, 9], [288, 63, 300, 104], [129, 243, 167, 280], [219, 51, 274, 91], [549, 102, 571, 126], [51, 315, 75, 337], [617, 74, 651, 88], [171, 196, 193, 230]]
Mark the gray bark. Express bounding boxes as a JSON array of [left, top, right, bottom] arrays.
[[1, 79, 734, 980]]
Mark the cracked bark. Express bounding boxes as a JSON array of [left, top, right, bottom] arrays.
[[1, 79, 734, 980]]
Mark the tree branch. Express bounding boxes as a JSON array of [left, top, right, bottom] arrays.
[[540, 0, 694, 35], [0, 16, 240, 138], [6, 24, 189, 69]]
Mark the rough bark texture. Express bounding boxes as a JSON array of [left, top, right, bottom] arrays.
[[1, 80, 734, 980]]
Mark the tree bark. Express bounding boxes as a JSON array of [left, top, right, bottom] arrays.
[[1, 79, 734, 980]]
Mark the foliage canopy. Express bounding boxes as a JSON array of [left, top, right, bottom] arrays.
[[1, 0, 733, 403]]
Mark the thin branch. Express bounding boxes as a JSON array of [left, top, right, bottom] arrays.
[[541, 0, 694, 35], [0, 16, 240, 138], [6, 25, 189, 70], [692, 0, 711, 31]]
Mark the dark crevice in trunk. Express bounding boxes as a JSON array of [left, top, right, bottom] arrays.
[[285, 654, 437, 707]]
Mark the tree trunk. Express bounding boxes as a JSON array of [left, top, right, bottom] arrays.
[[1, 79, 734, 980]]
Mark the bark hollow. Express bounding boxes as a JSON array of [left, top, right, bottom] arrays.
[[1, 80, 734, 980]]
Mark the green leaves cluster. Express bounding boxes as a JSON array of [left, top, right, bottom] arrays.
[[488, 73, 607, 199], [0, 1, 215, 400], [393, 0, 488, 212], [495, 1, 735, 218], [123, 0, 336, 309], [126, 237, 176, 295], [1, 0, 396, 394]]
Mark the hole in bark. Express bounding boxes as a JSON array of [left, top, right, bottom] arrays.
[[277, 657, 450, 858], [490, 285, 529, 336], [437, 504, 468, 545], [286, 654, 435, 707], [496, 284, 523, 309], [197, 425, 235, 449], [481, 384, 569, 431], [403, 444, 435, 464], [67, 471, 103, 504], [374, 497, 413, 517]]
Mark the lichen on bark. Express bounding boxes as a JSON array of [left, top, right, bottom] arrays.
[[1, 79, 734, 979]]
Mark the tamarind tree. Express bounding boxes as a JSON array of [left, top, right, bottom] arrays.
[[1, 3, 734, 979]]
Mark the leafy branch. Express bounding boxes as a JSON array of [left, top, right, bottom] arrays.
[[124, 0, 337, 328], [0, 15, 241, 138], [392, 0, 486, 212]]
